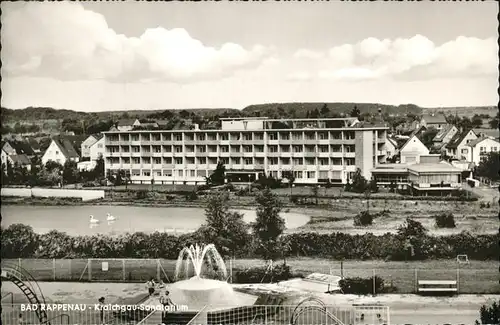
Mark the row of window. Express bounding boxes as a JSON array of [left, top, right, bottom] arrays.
[[106, 157, 356, 166], [268, 170, 345, 180], [106, 131, 362, 142], [106, 144, 357, 154], [125, 169, 347, 180]]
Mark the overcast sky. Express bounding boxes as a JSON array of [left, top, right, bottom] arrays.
[[1, 1, 498, 112]]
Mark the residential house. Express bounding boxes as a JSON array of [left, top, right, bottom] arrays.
[[116, 119, 141, 131], [2, 140, 36, 158], [1, 141, 17, 155], [41, 137, 81, 166], [10, 140, 36, 158], [432, 124, 459, 151], [467, 137, 500, 166], [81, 134, 103, 159], [399, 133, 430, 164], [137, 121, 159, 129], [395, 120, 420, 135], [445, 130, 478, 161], [6, 154, 32, 171], [420, 114, 447, 130], [385, 137, 399, 158], [473, 128, 499, 140], [89, 135, 105, 161], [1, 145, 32, 171]]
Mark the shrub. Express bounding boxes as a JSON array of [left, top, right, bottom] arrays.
[[434, 213, 456, 228], [1, 225, 498, 260], [476, 300, 500, 324], [353, 211, 374, 226], [233, 263, 294, 283], [136, 190, 148, 200], [339, 276, 385, 295], [185, 191, 198, 201], [235, 188, 250, 196]]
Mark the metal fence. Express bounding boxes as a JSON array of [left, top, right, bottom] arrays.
[[1, 303, 390, 325], [2, 258, 498, 294]]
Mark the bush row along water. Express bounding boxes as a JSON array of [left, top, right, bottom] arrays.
[[2, 224, 497, 260]]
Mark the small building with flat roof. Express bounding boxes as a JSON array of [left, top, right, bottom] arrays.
[[371, 155, 463, 196]]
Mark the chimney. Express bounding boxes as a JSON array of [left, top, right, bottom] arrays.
[[194, 124, 200, 131]]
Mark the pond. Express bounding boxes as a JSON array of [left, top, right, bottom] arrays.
[[1, 205, 311, 236]]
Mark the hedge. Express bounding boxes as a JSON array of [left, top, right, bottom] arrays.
[[1, 224, 497, 261], [233, 264, 297, 283], [339, 276, 386, 295], [290, 194, 478, 202]]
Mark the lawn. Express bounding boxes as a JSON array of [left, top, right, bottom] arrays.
[[2, 258, 498, 294]]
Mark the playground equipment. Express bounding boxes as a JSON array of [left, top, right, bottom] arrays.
[[1, 263, 50, 325], [291, 297, 345, 325]]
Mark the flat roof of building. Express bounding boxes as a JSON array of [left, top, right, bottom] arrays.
[[408, 163, 462, 174]]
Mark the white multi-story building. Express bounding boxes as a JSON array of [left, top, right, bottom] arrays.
[[103, 117, 389, 185]]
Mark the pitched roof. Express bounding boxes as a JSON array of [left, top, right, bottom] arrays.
[[467, 137, 500, 147], [387, 137, 399, 148], [9, 154, 31, 166], [117, 119, 137, 126], [399, 133, 426, 152], [26, 137, 41, 150], [52, 136, 80, 159], [422, 114, 447, 124], [91, 133, 104, 141], [432, 124, 455, 142], [446, 129, 476, 149], [7, 140, 36, 156]]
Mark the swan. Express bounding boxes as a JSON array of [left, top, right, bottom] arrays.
[[89, 215, 100, 224], [106, 213, 116, 221]]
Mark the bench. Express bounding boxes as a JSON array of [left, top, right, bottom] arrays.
[[418, 280, 457, 294]]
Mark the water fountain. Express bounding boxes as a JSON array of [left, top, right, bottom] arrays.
[[164, 244, 261, 325], [168, 244, 259, 311]]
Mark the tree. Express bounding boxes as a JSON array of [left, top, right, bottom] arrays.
[[1, 224, 39, 258], [475, 300, 500, 324], [45, 160, 63, 173], [62, 160, 79, 185], [281, 170, 295, 198], [206, 162, 226, 186], [309, 108, 320, 118], [458, 117, 473, 130], [471, 114, 483, 128], [397, 218, 428, 260], [320, 104, 329, 116], [420, 129, 439, 148], [93, 156, 105, 179], [252, 189, 286, 262], [488, 113, 499, 129], [198, 191, 249, 259], [475, 152, 500, 182], [350, 105, 361, 118], [347, 168, 368, 193]]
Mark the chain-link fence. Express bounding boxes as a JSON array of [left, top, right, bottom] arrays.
[[2, 258, 498, 294]]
